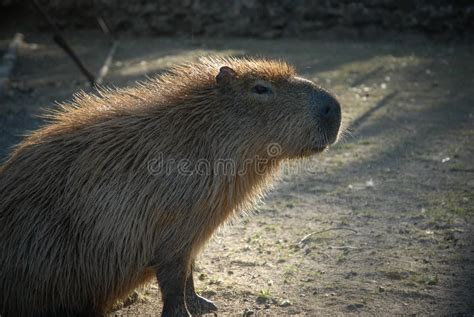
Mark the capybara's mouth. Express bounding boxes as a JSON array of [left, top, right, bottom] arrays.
[[299, 144, 328, 157], [320, 123, 341, 148], [313, 145, 328, 153], [313, 129, 340, 153]]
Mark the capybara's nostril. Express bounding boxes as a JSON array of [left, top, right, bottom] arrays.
[[310, 89, 341, 122], [318, 94, 340, 120], [320, 104, 332, 117]]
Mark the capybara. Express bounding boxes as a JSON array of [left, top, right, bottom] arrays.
[[0, 57, 341, 316]]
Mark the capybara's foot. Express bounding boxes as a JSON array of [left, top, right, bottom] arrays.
[[186, 294, 218, 316], [161, 303, 191, 317]]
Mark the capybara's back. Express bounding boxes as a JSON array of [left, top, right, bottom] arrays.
[[0, 57, 341, 316]]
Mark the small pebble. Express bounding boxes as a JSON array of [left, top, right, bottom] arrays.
[[279, 299, 292, 307]]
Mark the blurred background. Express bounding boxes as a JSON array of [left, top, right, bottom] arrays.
[[2, 0, 474, 38], [0, 1, 473, 316]]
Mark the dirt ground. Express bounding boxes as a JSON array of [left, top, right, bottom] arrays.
[[1, 31, 473, 316]]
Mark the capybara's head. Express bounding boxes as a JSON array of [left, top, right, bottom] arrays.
[[197, 57, 342, 159]]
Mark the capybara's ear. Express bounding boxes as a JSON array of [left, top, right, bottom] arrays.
[[216, 66, 237, 86]]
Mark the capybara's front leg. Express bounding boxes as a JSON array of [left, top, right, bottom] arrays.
[[155, 257, 191, 317], [185, 261, 218, 316]]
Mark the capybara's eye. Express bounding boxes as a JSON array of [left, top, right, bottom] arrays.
[[252, 84, 272, 95]]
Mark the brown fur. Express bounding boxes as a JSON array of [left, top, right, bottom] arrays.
[[0, 57, 341, 316]]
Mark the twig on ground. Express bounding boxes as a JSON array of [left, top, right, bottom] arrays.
[[298, 227, 358, 247], [328, 246, 365, 250]]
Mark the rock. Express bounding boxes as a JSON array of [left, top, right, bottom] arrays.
[[243, 309, 254, 316], [279, 299, 292, 307]]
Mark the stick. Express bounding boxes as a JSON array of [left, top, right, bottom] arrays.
[[96, 40, 119, 85], [95, 16, 118, 85], [30, 0, 95, 86], [97, 16, 116, 41]]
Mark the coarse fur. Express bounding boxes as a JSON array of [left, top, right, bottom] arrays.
[[0, 56, 341, 316]]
